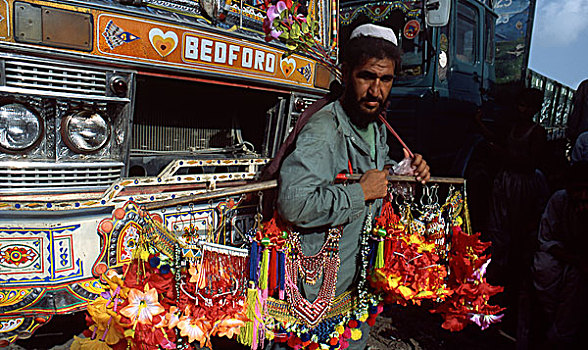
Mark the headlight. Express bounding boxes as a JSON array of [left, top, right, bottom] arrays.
[[0, 103, 43, 152], [62, 111, 109, 153]]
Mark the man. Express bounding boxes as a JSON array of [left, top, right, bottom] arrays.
[[533, 162, 588, 349], [566, 79, 588, 143], [276, 24, 430, 349]]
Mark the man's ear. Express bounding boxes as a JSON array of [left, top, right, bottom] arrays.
[[341, 63, 350, 84]]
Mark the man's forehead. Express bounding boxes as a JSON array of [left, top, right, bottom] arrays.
[[354, 58, 395, 73]]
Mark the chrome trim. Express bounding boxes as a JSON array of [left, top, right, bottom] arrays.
[[0, 161, 123, 193], [0, 53, 133, 102]]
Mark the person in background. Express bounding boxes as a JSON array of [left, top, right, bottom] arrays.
[[566, 79, 588, 143], [533, 162, 588, 349], [486, 87, 551, 342], [571, 130, 588, 164]]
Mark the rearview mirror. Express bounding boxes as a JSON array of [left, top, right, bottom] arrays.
[[425, 0, 451, 27]]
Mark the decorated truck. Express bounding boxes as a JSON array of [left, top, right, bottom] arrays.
[[0, 0, 337, 344]]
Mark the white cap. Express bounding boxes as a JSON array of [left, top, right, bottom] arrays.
[[350, 24, 398, 46]]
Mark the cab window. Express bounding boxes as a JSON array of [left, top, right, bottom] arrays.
[[456, 2, 478, 64], [485, 12, 495, 63]]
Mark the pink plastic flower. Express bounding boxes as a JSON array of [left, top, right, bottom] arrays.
[[469, 313, 504, 330], [267, 2, 286, 22]]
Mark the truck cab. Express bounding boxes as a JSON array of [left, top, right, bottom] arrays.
[[0, 0, 334, 344], [340, 0, 496, 175]]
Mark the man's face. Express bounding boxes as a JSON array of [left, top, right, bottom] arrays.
[[342, 57, 395, 126]]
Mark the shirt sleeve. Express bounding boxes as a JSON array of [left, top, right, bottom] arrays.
[[277, 113, 366, 229]]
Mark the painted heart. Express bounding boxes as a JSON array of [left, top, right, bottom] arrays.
[[280, 57, 296, 78], [148, 28, 178, 57]]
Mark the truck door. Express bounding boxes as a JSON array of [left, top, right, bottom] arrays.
[[449, 0, 483, 106]]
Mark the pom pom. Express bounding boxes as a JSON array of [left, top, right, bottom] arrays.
[[308, 342, 319, 350], [367, 316, 376, 327], [287, 336, 302, 348], [329, 337, 338, 346], [301, 333, 311, 342], [159, 264, 170, 274], [348, 320, 358, 329], [350, 328, 362, 341], [149, 256, 160, 268], [342, 327, 351, 339], [335, 325, 345, 334]]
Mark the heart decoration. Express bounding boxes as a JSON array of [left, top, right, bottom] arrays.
[[148, 28, 178, 57], [280, 57, 296, 78]]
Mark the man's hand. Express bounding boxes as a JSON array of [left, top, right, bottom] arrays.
[[360, 169, 389, 201], [405, 149, 430, 184]]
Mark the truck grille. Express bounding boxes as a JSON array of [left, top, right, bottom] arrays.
[[3, 58, 108, 96], [0, 162, 123, 193], [132, 124, 227, 152]]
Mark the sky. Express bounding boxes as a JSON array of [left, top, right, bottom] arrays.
[[528, 0, 588, 90]]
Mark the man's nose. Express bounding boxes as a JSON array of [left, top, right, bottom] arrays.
[[368, 79, 381, 97]]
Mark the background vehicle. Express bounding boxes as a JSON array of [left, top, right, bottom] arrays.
[[339, 0, 574, 175]]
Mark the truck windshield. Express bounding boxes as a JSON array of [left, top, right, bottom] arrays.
[[340, 1, 426, 82]]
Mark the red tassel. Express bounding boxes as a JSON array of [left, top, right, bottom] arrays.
[[268, 247, 278, 295]]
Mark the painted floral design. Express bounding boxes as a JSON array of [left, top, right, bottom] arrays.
[[0, 246, 37, 266]]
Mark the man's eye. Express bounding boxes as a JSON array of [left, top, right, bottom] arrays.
[[381, 77, 394, 83]]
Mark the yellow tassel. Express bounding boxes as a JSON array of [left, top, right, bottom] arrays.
[[237, 286, 258, 346], [259, 248, 270, 291], [375, 240, 384, 269]]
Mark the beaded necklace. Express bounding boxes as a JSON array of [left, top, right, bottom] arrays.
[[285, 227, 342, 327]]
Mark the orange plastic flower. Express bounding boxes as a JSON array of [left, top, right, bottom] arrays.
[[120, 286, 165, 324], [214, 315, 247, 339], [177, 315, 212, 348]]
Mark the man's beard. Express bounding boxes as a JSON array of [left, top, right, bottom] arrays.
[[341, 91, 385, 129]]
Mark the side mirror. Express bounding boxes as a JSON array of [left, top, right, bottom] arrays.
[[425, 0, 451, 27]]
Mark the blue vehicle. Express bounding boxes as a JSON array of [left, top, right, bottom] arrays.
[[340, 0, 574, 177]]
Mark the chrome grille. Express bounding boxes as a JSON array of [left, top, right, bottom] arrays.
[[4, 59, 108, 96], [0, 162, 123, 192], [132, 124, 228, 151]]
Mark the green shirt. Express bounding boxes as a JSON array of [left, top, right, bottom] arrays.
[[278, 100, 395, 298]]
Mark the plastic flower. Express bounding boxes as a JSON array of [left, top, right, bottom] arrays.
[[177, 315, 211, 347], [472, 258, 491, 281], [120, 286, 165, 324], [70, 336, 112, 350], [156, 306, 181, 330], [214, 316, 247, 339], [469, 313, 504, 330], [266, 1, 286, 22]]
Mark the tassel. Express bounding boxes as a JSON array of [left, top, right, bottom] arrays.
[[369, 240, 377, 268], [256, 288, 267, 348], [259, 248, 270, 295], [375, 240, 384, 269], [249, 241, 259, 283], [268, 248, 278, 296], [238, 285, 258, 347], [278, 250, 285, 300]]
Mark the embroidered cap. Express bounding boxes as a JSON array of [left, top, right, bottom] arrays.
[[350, 24, 398, 46]]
